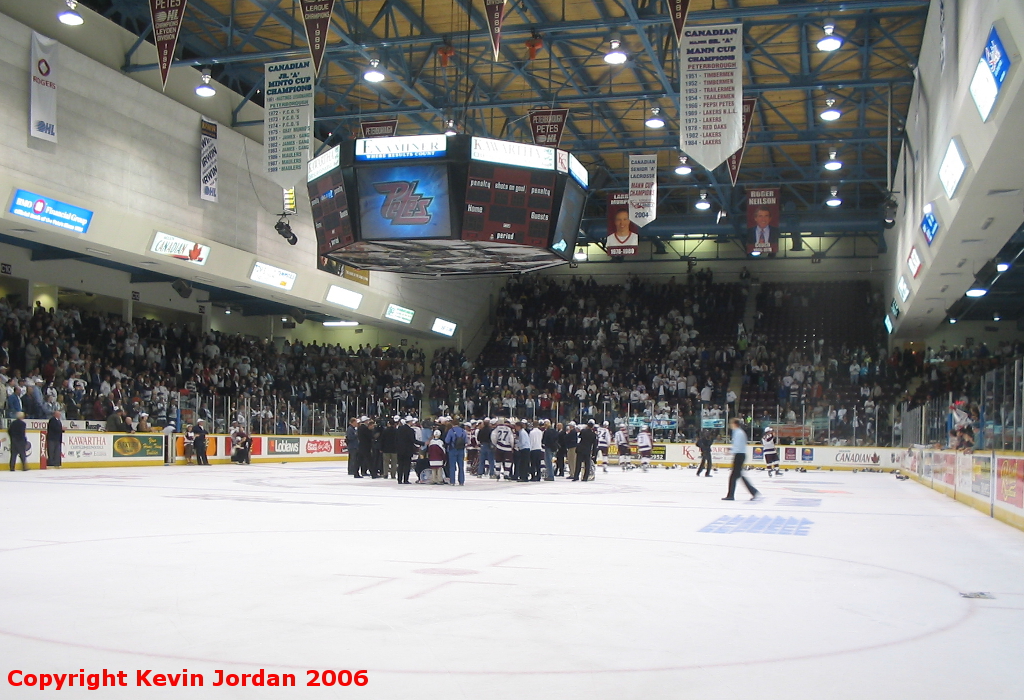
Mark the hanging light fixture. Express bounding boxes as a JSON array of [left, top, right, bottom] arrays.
[[604, 33, 627, 65], [817, 18, 843, 52], [674, 155, 692, 176], [58, 0, 84, 25], [695, 191, 712, 211], [826, 187, 842, 207], [443, 119, 458, 136], [820, 98, 842, 121], [364, 58, 386, 83], [195, 68, 216, 97], [645, 107, 665, 129], [824, 150, 842, 171]]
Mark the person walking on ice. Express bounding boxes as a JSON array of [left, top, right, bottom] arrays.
[[723, 418, 761, 501]]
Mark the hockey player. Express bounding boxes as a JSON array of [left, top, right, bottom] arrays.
[[491, 417, 516, 480], [636, 425, 654, 472], [762, 426, 781, 477], [614, 424, 632, 470], [596, 421, 612, 472]]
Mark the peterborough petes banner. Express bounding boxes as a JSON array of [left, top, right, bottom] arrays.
[[628, 154, 657, 228], [200, 117, 218, 202], [29, 32, 58, 143], [679, 23, 743, 171]]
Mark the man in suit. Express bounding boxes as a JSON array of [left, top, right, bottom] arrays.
[[8, 411, 28, 471], [194, 418, 210, 465], [357, 417, 375, 477], [46, 410, 63, 469], [395, 417, 421, 484], [573, 421, 597, 481], [748, 206, 779, 250]]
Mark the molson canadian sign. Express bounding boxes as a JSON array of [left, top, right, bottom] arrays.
[[834, 450, 883, 466], [151, 232, 210, 265]]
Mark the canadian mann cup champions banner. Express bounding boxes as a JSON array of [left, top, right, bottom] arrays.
[[679, 23, 743, 171]]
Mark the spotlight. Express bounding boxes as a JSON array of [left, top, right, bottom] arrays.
[[573, 247, 587, 261], [364, 58, 386, 83], [966, 287, 988, 298], [195, 69, 216, 97], [994, 313, 1002, 321], [750, 250, 762, 257], [883, 197, 898, 229], [275, 217, 298, 245], [674, 156, 692, 176], [820, 98, 842, 121], [443, 119, 458, 136], [716, 210, 728, 224], [824, 151, 842, 171], [171, 279, 193, 299], [645, 108, 665, 129], [949, 318, 957, 324], [997, 262, 1011, 273], [694, 191, 711, 211], [826, 188, 842, 207], [224, 308, 231, 315], [58, 0, 84, 25], [817, 18, 843, 52], [604, 34, 627, 65]]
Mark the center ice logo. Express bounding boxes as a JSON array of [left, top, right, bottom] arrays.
[[374, 180, 433, 225]]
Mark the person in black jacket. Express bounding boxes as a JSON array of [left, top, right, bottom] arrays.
[[395, 418, 421, 484], [357, 418, 376, 478], [8, 411, 28, 471], [556, 422, 577, 477], [542, 419, 559, 481], [46, 410, 63, 468], [696, 430, 714, 477], [380, 417, 398, 479], [194, 419, 209, 465], [346, 417, 361, 478], [573, 423, 597, 481]]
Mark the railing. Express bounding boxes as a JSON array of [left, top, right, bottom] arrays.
[[979, 358, 1024, 452]]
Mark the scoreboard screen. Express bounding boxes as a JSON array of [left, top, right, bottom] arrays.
[[356, 163, 453, 241], [308, 168, 354, 255], [550, 178, 586, 260], [461, 161, 556, 246]]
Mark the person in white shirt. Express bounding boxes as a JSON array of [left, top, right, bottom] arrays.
[[596, 421, 612, 472], [528, 422, 544, 481], [723, 418, 761, 501], [614, 425, 632, 470], [636, 425, 654, 472]]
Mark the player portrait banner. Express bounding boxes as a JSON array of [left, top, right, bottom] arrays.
[[669, 0, 693, 43], [149, 0, 188, 89], [606, 192, 639, 257], [747, 187, 780, 256], [528, 109, 569, 148], [679, 23, 744, 172], [299, 0, 335, 77], [726, 96, 757, 186], [360, 119, 398, 139], [264, 58, 315, 188], [627, 154, 657, 229], [483, 0, 506, 60], [200, 117, 218, 202], [29, 32, 58, 143]]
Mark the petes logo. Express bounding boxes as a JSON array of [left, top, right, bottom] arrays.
[[374, 181, 432, 225], [305, 439, 333, 454]]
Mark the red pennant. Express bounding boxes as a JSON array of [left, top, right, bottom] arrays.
[[727, 96, 758, 186], [670, 0, 692, 44], [483, 0, 506, 60], [149, 0, 188, 89], [528, 109, 569, 148], [300, 0, 336, 77], [360, 119, 398, 139]]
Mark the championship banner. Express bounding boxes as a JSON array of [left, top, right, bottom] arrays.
[[606, 193, 638, 257], [200, 117, 218, 202], [528, 109, 569, 148], [670, 0, 692, 43], [679, 23, 744, 171], [264, 58, 315, 188], [149, 0, 188, 89], [627, 154, 657, 228], [29, 32, 58, 143], [360, 119, 398, 138], [726, 96, 757, 186], [299, 0, 335, 77], [747, 186, 779, 256], [483, 0, 506, 60]]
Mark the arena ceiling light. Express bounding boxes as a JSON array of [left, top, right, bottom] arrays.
[[323, 321, 358, 327], [694, 191, 711, 211], [820, 98, 842, 121], [645, 108, 665, 129], [443, 119, 458, 136], [949, 318, 957, 324], [58, 0, 84, 25], [604, 34, 627, 65], [993, 313, 1002, 321], [363, 58, 386, 83], [965, 287, 988, 298], [826, 188, 842, 207], [573, 247, 588, 261], [824, 151, 842, 171], [997, 261, 1011, 273], [817, 18, 843, 52], [195, 69, 216, 97], [674, 155, 692, 176]]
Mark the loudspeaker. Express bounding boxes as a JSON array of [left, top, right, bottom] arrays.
[[171, 279, 192, 299], [290, 307, 305, 324]]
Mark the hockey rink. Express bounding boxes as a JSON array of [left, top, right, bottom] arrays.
[[1, 463, 1022, 699]]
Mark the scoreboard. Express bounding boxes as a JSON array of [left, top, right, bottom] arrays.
[[461, 162, 556, 247]]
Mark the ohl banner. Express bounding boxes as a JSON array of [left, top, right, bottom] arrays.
[[528, 109, 568, 148], [747, 186, 780, 256], [29, 32, 58, 143], [726, 96, 757, 185], [669, 0, 693, 43], [606, 193, 638, 257], [264, 59, 315, 188], [299, 0, 335, 76], [679, 23, 743, 171], [483, 0, 506, 59], [200, 117, 218, 202], [149, 0, 188, 89], [628, 154, 657, 229]]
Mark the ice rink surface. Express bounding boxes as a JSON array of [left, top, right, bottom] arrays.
[[1, 462, 1022, 699]]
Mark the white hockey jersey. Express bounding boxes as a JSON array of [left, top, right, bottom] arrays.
[[636, 431, 653, 453], [596, 426, 612, 448], [491, 424, 515, 451]]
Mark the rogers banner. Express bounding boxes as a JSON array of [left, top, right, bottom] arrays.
[[746, 186, 779, 256], [29, 32, 58, 143], [483, 0, 506, 60], [264, 58, 315, 187], [669, 0, 692, 43], [299, 0, 336, 77], [360, 119, 398, 139], [200, 117, 218, 202], [528, 109, 569, 148], [679, 23, 744, 171], [149, 0, 188, 89], [606, 193, 638, 257], [726, 96, 757, 186], [627, 154, 657, 229]]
